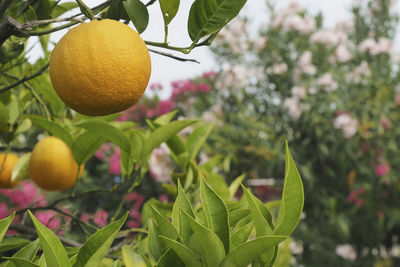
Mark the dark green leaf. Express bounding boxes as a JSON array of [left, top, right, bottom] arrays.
[[187, 123, 214, 161], [231, 222, 253, 249], [2, 257, 40, 267], [52, 2, 78, 18], [71, 131, 106, 165], [149, 204, 178, 240], [188, 0, 247, 42], [229, 209, 250, 227], [159, 0, 180, 25], [157, 249, 184, 267], [123, 0, 149, 33], [148, 219, 165, 261], [3, 239, 40, 267], [0, 238, 30, 253], [0, 102, 9, 132], [171, 180, 195, 241]]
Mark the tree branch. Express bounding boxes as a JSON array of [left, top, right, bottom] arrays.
[[0, 17, 27, 46], [148, 48, 200, 64], [0, 63, 49, 94]]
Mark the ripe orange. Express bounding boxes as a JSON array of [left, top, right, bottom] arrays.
[[0, 153, 19, 188], [49, 19, 151, 116], [29, 136, 83, 191]]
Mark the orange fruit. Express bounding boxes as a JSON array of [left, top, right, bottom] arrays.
[[29, 136, 83, 191], [49, 19, 151, 116], [0, 153, 19, 188]]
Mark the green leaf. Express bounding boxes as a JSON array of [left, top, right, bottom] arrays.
[[241, 185, 272, 235], [8, 99, 19, 126], [2, 257, 40, 267], [228, 174, 246, 199], [229, 209, 250, 227], [205, 172, 229, 201], [35, 0, 51, 19], [10, 153, 31, 184], [71, 131, 106, 165], [200, 178, 230, 254], [15, 118, 32, 134], [3, 239, 40, 267], [159, 236, 201, 267], [0, 102, 9, 132], [274, 143, 304, 236], [52, 2, 78, 18], [76, 120, 131, 154], [28, 116, 73, 146], [159, 0, 180, 25], [157, 249, 184, 267], [0, 212, 15, 242], [122, 246, 147, 267], [0, 238, 30, 253], [154, 110, 178, 125], [171, 180, 195, 241], [123, 0, 149, 33], [188, 0, 248, 42], [187, 123, 214, 161], [111, 260, 122, 267], [231, 222, 253, 249], [27, 210, 71, 267], [220, 236, 287, 267], [149, 204, 178, 240], [142, 120, 197, 157], [180, 210, 225, 266], [74, 212, 128, 267], [148, 219, 165, 261]]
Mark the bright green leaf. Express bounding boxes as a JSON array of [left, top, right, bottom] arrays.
[[71, 131, 106, 165], [231, 222, 253, 249], [10, 153, 31, 184], [228, 174, 246, 199], [157, 248, 184, 267], [0, 212, 15, 242], [3, 239, 40, 267], [159, 236, 201, 267], [28, 116, 73, 146], [2, 257, 40, 267], [0, 238, 30, 253], [187, 123, 214, 161], [122, 246, 147, 267], [123, 0, 149, 33]]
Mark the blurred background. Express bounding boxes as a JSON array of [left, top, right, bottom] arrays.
[[2, 0, 400, 266]]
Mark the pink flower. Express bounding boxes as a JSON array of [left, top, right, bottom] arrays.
[[158, 194, 168, 203], [156, 100, 175, 115], [0, 202, 9, 219], [375, 163, 390, 177], [115, 113, 129, 122], [35, 211, 61, 229], [80, 213, 90, 223], [396, 94, 400, 107], [127, 208, 141, 228], [202, 71, 217, 78], [150, 82, 162, 90], [196, 83, 211, 92], [94, 210, 108, 227], [109, 148, 121, 175], [381, 117, 391, 130], [125, 192, 139, 202]]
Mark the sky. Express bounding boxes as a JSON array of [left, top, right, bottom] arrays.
[[27, 0, 353, 98]]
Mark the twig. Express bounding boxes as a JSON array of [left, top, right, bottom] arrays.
[[0, 63, 49, 94], [148, 48, 200, 64], [0, 146, 32, 152], [75, 0, 94, 20]]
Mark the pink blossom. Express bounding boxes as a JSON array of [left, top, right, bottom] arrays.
[[0, 202, 9, 219], [35, 211, 61, 229], [396, 94, 400, 106], [202, 71, 217, 78], [381, 117, 391, 130], [125, 192, 139, 202], [150, 82, 162, 90], [196, 83, 211, 92], [115, 113, 129, 122], [156, 100, 176, 115], [93, 210, 108, 227], [127, 208, 141, 228], [108, 148, 121, 175], [158, 194, 168, 203], [80, 213, 90, 223], [375, 163, 390, 177]]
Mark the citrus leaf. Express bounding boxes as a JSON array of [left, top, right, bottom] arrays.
[[229, 209, 250, 227], [157, 248, 184, 267], [15, 118, 32, 134], [228, 174, 246, 199], [154, 110, 178, 125], [10, 153, 31, 183], [76, 120, 131, 154], [52, 2, 78, 18], [180, 210, 225, 266], [28, 116, 73, 146], [187, 123, 214, 161], [188, 0, 248, 42], [171, 180, 195, 241], [73, 212, 128, 267], [71, 131, 106, 165], [0, 212, 15, 242], [149, 204, 178, 240], [159, 0, 180, 25], [159, 236, 202, 267], [0, 102, 9, 132], [200, 178, 230, 254], [2, 257, 40, 267], [231, 222, 253, 249], [122, 246, 148, 267], [148, 219, 165, 261], [27, 210, 71, 267], [123, 0, 149, 34], [220, 236, 287, 267], [3, 239, 40, 267], [0, 238, 30, 253], [274, 142, 304, 236], [142, 119, 197, 157]]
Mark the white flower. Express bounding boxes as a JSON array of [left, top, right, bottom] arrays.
[[359, 37, 392, 55], [316, 73, 338, 92], [298, 51, 317, 75], [335, 244, 357, 261], [284, 97, 303, 119], [289, 240, 304, 254], [346, 61, 370, 83], [268, 63, 288, 75], [335, 45, 352, 63], [282, 14, 315, 34], [310, 30, 347, 47], [291, 86, 307, 99], [254, 36, 268, 51], [333, 113, 359, 139], [149, 144, 172, 183], [335, 19, 354, 34]]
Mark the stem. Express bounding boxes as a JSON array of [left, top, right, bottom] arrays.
[[148, 48, 200, 64], [0, 63, 49, 94], [75, 0, 94, 20], [144, 40, 189, 54]]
